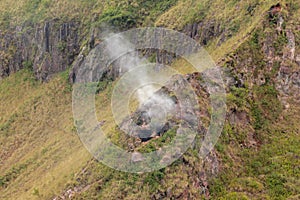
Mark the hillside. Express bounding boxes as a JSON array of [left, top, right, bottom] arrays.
[[0, 0, 300, 199]]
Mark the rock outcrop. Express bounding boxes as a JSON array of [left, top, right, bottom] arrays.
[[0, 20, 80, 81], [183, 20, 224, 46]]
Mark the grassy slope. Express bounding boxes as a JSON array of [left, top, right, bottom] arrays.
[[0, 0, 284, 62], [0, 0, 300, 199], [0, 70, 91, 199], [208, 1, 300, 199], [155, 0, 279, 62], [212, 105, 300, 199], [0, 0, 178, 30], [1, 64, 299, 200], [210, 96, 300, 199]]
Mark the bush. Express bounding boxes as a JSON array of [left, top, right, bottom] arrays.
[[99, 7, 137, 29], [227, 87, 249, 110], [22, 60, 33, 70], [144, 169, 165, 192], [251, 102, 263, 130], [96, 0, 178, 28], [266, 173, 290, 198], [254, 85, 282, 120]]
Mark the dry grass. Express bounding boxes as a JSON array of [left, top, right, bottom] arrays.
[[155, 0, 280, 63], [0, 70, 91, 199]]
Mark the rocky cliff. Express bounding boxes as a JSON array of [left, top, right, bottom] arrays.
[[0, 20, 80, 81]]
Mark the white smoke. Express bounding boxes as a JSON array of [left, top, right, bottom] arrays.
[[104, 32, 176, 128], [105, 34, 173, 105]]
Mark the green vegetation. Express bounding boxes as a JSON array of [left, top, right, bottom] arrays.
[[227, 87, 249, 110], [0, 162, 29, 187], [211, 105, 300, 199], [0, 0, 178, 31], [253, 85, 282, 123], [1, 0, 300, 199], [96, 0, 177, 28], [138, 127, 177, 153]]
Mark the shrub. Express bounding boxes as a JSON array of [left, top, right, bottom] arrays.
[[227, 87, 249, 110], [266, 173, 290, 198], [251, 102, 263, 130], [99, 7, 137, 29], [144, 169, 165, 192], [22, 60, 33, 70]]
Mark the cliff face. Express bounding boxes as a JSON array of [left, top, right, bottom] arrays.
[[0, 0, 179, 81], [0, 20, 80, 81]]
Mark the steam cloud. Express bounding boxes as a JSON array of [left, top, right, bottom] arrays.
[[104, 32, 176, 126], [107, 32, 174, 116]]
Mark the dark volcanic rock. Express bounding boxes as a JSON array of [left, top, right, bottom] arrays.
[[183, 20, 224, 45], [0, 20, 80, 81]]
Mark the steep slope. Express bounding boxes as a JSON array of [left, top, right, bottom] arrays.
[[0, 0, 300, 200], [0, 0, 178, 80], [0, 70, 91, 199]]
